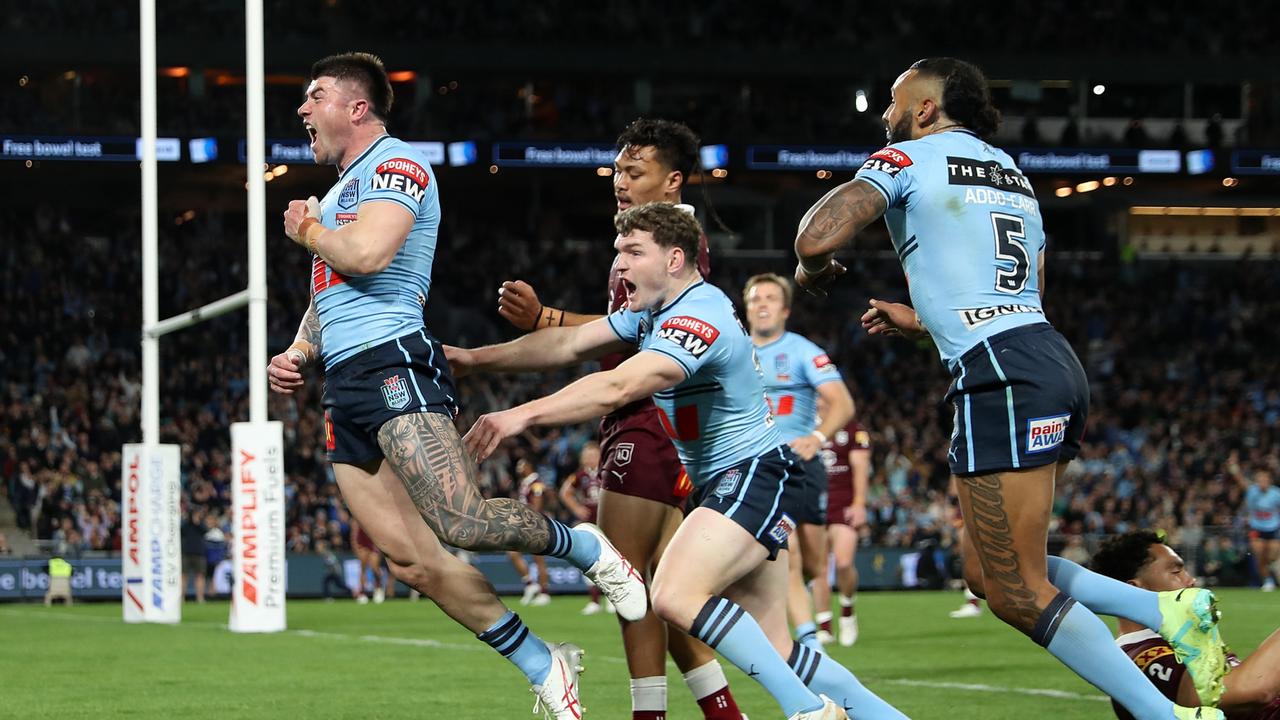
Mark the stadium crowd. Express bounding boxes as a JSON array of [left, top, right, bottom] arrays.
[[2, 202, 1277, 592]]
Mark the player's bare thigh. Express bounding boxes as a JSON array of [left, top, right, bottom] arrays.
[[828, 522, 858, 568], [650, 507, 770, 630], [597, 489, 672, 574], [331, 457, 505, 630], [1221, 627, 1280, 713], [953, 462, 1058, 632]]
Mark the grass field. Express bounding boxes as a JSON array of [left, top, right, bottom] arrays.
[[1, 589, 1274, 719]]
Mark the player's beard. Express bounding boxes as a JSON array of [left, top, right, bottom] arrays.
[[886, 113, 913, 145]]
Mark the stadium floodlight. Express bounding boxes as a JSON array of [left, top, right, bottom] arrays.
[[855, 90, 869, 113], [1092, 84, 1106, 95]]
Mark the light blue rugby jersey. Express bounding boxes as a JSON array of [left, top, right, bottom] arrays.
[[607, 281, 782, 487], [853, 130, 1047, 368], [1246, 484, 1280, 532], [753, 332, 842, 442], [311, 135, 441, 366]]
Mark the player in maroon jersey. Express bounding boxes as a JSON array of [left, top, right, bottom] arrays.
[[508, 458, 552, 606], [561, 442, 608, 614], [350, 517, 385, 604], [1094, 530, 1280, 720], [812, 403, 871, 647], [495, 118, 745, 720]]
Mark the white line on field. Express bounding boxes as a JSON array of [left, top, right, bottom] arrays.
[[1, 608, 1110, 702]]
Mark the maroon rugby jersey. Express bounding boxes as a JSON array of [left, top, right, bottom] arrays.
[[571, 468, 603, 515], [598, 231, 711, 442], [824, 421, 872, 502], [518, 473, 545, 506], [1112, 629, 1277, 720]]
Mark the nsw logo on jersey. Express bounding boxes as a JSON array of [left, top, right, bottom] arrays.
[[657, 316, 720, 358], [774, 353, 790, 381], [381, 374, 412, 410], [372, 158, 429, 203], [1026, 414, 1070, 453], [715, 468, 742, 497], [337, 178, 359, 209], [859, 147, 913, 176]]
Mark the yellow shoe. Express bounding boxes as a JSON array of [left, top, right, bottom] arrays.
[[1158, 588, 1227, 705], [1172, 706, 1225, 720]]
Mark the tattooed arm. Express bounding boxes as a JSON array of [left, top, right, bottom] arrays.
[[793, 179, 888, 295], [267, 296, 321, 395]]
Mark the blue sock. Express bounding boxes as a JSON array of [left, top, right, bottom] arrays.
[[1048, 556, 1162, 629], [543, 518, 601, 570], [788, 643, 909, 719], [1034, 593, 1176, 720], [691, 597, 822, 717], [795, 621, 822, 652], [477, 611, 552, 685]]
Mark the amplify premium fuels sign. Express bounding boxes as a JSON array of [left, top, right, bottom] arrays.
[[229, 422, 287, 633]]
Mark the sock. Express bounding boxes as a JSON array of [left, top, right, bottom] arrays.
[[589, 585, 601, 603], [1047, 556, 1162, 629], [683, 659, 742, 719], [840, 594, 856, 616], [542, 517, 601, 570], [631, 676, 666, 720], [795, 621, 822, 652], [1034, 592, 1176, 720], [816, 610, 833, 634], [787, 643, 910, 719], [477, 611, 552, 685], [691, 597, 822, 717], [963, 587, 980, 605]]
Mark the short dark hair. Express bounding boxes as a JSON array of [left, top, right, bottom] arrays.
[[311, 52, 394, 121], [614, 202, 702, 271], [1091, 529, 1167, 582], [909, 57, 1001, 138], [616, 118, 700, 185]]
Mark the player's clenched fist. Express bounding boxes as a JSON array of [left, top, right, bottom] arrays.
[[283, 196, 322, 246], [497, 280, 543, 331], [793, 257, 846, 297], [267, 348, 307, 394], [463, 409, 529, 462]]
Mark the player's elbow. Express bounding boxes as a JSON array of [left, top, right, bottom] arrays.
[[1224, 682, 1279, 712], [351, 249, 395, 276], [598, 375, 635, 414]]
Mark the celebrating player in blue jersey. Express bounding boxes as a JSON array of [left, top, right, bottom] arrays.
[[266, 52, 645, 718], [450, 203, 907, 720], [742, 273, 854, 651], [793, 57, 1227, 720], [1243, 469, 1280, 591]]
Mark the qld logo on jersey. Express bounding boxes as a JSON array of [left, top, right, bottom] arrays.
[[381, 374, 412, 410], [657, 316, 720, 358], [1026, 414, 1070, 453], [372, 158, 429, 203], [859, 147, 913, 176]]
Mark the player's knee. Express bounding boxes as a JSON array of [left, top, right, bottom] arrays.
[[648, 577, 693, 630], [386, 558, 434, 594], [984, 595, 1035, 633]]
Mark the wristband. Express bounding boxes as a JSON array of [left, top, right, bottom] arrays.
[[798, 257, 828, 275], [299, 217, 322, 253], [811, 429, 828, 444], [286, 340, 315, 365], [538, 305, 565, 330]]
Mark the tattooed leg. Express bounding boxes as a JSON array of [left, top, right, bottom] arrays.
[[377, 412, 552, 554], [953, 467, 1059, 634]]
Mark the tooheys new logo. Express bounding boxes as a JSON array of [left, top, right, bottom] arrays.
[[859, 147, 913, 176], [238, 448, 260, 605], [371, 157, 428, 202], [657, 316, 720, 358], [124, 454, 144, 612]]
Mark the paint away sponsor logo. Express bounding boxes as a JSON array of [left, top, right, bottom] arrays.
[[372, 158, 428, 202], [657, 316, 720, 358], [958, 304, 1042, 329], [1027, 415, 1070, 453]]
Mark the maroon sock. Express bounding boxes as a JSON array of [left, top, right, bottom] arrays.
[[696, 686, 743, 719], [841, 604, 855, 618], [819, 616, 832, 633], [633, 711, 665, 720], [589, 585, 601, 603]]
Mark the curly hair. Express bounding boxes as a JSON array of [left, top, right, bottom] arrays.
[[1091, 529, 1168, 582], [909, 57, 1001, 138], [615, 118, 701, 183], [312, 52, 394, 121], [614, 202, 702, 270]]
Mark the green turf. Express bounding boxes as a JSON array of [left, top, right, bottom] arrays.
[[1, 589, 1274, 718]]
